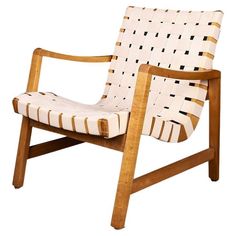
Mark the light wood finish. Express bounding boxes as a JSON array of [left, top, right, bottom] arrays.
[[111, 69, 152, 229], [29, 137, 83, 159], [26, 49, 43, 92], [139, 64, 221, 80], [13, 48, 113, 188], [13, 47, 43, 187], [13, 48, 221, 229], [110, 64, 221, 229], [13, 117, 32, 188], [30, 120, 126, 152], [132, 148, 214, 193], [34, 48, 112, 63], [208, 76, 221, 181]]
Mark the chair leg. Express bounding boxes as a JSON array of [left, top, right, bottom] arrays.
[[111, 68, 152, 229], [111, 132, 141, 229], [208, 78, 220, 181], [13, 117, 32, 188]]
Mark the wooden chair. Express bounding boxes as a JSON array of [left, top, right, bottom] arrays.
[[12, 6, 223, 229]]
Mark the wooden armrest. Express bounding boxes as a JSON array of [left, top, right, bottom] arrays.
[[26, 48, 112, 92], [33, 48, 112, 63], [138, 64, 221, 80]]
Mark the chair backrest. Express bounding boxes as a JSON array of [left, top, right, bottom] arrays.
[[98, 6, 223, 142]]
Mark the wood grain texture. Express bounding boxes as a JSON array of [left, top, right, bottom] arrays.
[[139, 64, 221, 80], [34, 48, 112, 62], [13, 47, 116, 189], [26, 49, 43, 92], [13, 47, 222, 229], [29, 137, 83, 159], [26, 47, 111, 94], [132, 148, 214, 193], [13, 117, 32, 188], [111, 70, 152, 229], [208, 76, 221, 181], [111, 64, 221, 229], [30, 120, 126, 152]]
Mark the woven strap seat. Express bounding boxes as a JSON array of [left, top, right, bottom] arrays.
[[13, 92, 129, 138], [13, 91, 193, 142]]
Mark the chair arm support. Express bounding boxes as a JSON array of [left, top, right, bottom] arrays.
[[138, 64, 221, 80], [33, 48, 112, 62], [26, 48, 112, 92], [125, 68, 152, 142]]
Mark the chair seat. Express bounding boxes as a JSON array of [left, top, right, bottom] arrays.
[[13, 92, 130, 138], [12, 91, 197, 142]]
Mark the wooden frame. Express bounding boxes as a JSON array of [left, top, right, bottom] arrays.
[[13, 48, 221, 229]]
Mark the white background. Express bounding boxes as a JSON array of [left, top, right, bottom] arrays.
[[0, 0, 234, 235]]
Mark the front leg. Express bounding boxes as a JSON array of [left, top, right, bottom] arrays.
[[13, 49, 42, 188], [111, 66, 152, 229], [13, 117, 32, 188]]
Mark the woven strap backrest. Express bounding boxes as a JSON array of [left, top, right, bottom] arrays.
[[98, 6, 223, 142]]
